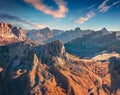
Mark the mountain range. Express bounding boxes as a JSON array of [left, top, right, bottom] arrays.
[[26, 28, 64, 44], [1, 39, 120, 95], [44, 27, 94, 43], [26, 27, 94, 44], [65, 29, 120, 58], [0, 22, 120, 95], [26, 26, 120, 44]]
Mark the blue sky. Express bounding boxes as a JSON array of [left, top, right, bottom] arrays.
[[0, 0, 120, 31]]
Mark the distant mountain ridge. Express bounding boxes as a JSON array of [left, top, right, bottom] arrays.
[[26, 27, 95, 44], [100, 27, 110, 35], [65, 31, 120, 58], [26, 25, 120, 44], [26, 27, 64, 43], [44, 27, 94, 43]]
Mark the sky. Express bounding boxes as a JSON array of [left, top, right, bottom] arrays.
[[0, 0, 120, 31]]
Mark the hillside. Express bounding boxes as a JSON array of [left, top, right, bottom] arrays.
[[65, 31, 120, 58], [0, 40, 120, 95]]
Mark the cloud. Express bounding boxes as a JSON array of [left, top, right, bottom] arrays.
[[75, 0, 120, 24], [75, 11, 95, 24], [24, 0, 68, 18], [88, 4, 95, 9], [98, 0, 109, 11], [98, 0, 120, 12], [0, 13, 31, 25], [32, 23, 45, 29], [0, 13, 45, 29]]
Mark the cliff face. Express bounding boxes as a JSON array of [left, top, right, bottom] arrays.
[[0, 40, 120, 95], [0, 22, 27, 46]]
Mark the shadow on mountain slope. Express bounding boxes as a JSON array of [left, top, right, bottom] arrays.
[[108, 57, 120, 95]]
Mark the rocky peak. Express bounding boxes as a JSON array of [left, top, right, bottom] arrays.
[[102, 27, 107, 31], [75, 27, 81, 32], [40, 27, 52, 34], [8, 24, 14, 29], [0, 22, 27, 46], [43, 40, 66, 57], [0, 22, 22, 36], [101, 27, 109, 35], [36, 40, 67, 66], [12, 27, 22, 37], [0, 22, 11, 35], [0, 22, 8, 27], [42, 27, 51, 31]]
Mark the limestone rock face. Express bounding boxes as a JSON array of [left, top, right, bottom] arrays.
[[0, 22, 27, 46], [0, 22, 11, 35], [37, 40, 67, 66]]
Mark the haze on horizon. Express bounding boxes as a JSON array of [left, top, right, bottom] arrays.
[[0, 0, 120, 31]]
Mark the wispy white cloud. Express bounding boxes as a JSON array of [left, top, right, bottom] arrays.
[[98, 0, 109, 11], [32, 23, 45, 29], [0, 13, 31, 25], [24, 0, 68, 18], [75, 0, 120, 24], [88, 4, 95, 9], [98, 0, 120, 12], [0, 13, 45, 29], [75, 11, 95, 24]]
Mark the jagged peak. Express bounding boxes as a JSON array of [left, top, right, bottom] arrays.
[[100, 27, 110, 35], [50, 40, 63, 45], [74, 27, 81, 31], [101, 27, 108, 31], [0, 21, 27, 46], [35, 40, 67, 66], [41, 27, 51, 31], [0, 21, 6, 24], [48, 40, 65, 57], [0, 21, 8, 28], [8, 24, 14, 29]]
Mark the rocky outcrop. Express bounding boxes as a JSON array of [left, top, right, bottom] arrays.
[[0, 22, 11, 35], [0, 22, 27, 46], [0, 40, 67, 95], [37, 40, 67, 66], [99, 27, 110, 35]]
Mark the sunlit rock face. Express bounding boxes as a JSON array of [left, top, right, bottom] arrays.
[[0, 40, 67, 95], [0, 22, 11, 35], [0, 22, 27, 46], [0, 39, 120, 95]]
